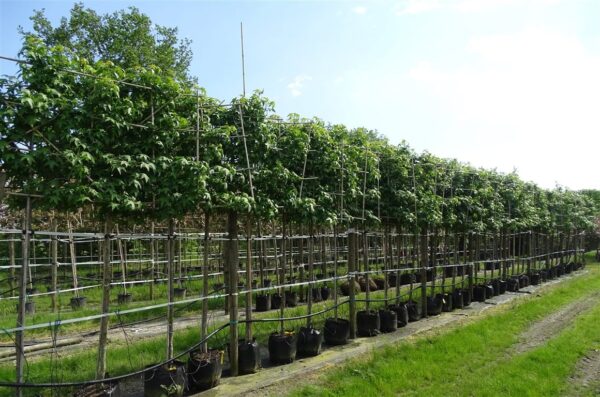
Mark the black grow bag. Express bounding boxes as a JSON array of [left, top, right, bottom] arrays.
[[388, 303, 409, 327], [17, 302, 35, 314], [498, 280, 507, 294], [565, 263, 574, 274], [473, 285, 486, 302], [70, 296, 87, 309], [400, 273, 417, 285], [452, 289, 464, 310], [268, 332, 297, 364], [271, 293, 282, 310], [374, 278, 386, 290], [285, 291, 298, 307], [484, 284, 494, 299], [255, 294, 271, 312], [311, 288, 322, 302], [519, 274, 530, 287], [238, 339, 261, 374], [406, 299, 422, 322], [117, 293, 132, 304], [507, 277, 520, 292], [491, 279, 501, 296], [187, 350, 223, 392], [144, 360, 186, 397], [427, 294, 443, 316], [297, 326, 323, 357], [174, 288, 187, 298], [529, 272, 541, 286], [462, 288, 472, 307], [324, 318, 350, 345], [379, 309, 398, 333], [442, 293, 453, 312], [320, 286, 331, 301], [357, 310, 380, 337]]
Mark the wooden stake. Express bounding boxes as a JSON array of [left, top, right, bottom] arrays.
[[15, 195, 31, 397], [96, 217, 112, 380], [167, 219, 175, 360]]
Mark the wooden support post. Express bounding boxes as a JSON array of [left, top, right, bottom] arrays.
[[166, 219, 175, 360], [201, 213, 210, 352], [96, 218, 112, 380], [245, 219, 253, 342], [50, 217, 58, 312], [8, 238, 15, 298], [15, 196, 31, 397], [420, 228, 428, 318], [348, 229, 357, 339], [226, 212, 239, 376]]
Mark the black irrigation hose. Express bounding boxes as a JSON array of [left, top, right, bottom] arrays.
[[0, 323, 230, 389]]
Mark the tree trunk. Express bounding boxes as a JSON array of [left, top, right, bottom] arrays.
[[96, 217, 112, 380]]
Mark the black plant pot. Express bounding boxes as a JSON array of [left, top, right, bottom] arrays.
[[555, 265, 564, 277], [144, 360, 186, 397], [17, 302, 35, 314], [70, 296, 87, 309], [255, 294, 271, 312], [263, 279, 272, 288], [427, 294, 443, 316], [529, 272, 541, 286], [548, 267, 557, 279], [271, 293, 282, 310], [357, 310, 380, 337], [406, 299, 422, 322], [187, 350, 223, 392], [507, 277, 520, 292], [320, 287, 331, 301], [490, 279, 500, 297], [238, 339, 261, 374], [388, 303, 409, 327], [400, 273, 416, 285], [374, 278, 386, 290], [452, 289, 464, 310], [484, 284, 494, 299], [519, 275, 530, 287], [388, 274, 398, 287], [117, 293, 132, 304], [473, 285, 486, 302], [539, 270, 548, 282], [174, 288, 187, 299], [462, 288, 472, 306], [442, 293, 454, 312], [311, 288, 322, 303], [285, 291, 298, 307], [324, 318, 350, 345], [268, 332, 297, 364], [297, 326, 323, 357], [498, 280, 507, 294], [565, 263, 574, 274], [444, 266, 455, 278], [379, 309, 398, 333]]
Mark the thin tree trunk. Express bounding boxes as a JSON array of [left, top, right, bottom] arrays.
[[96, 217, 112, 380]]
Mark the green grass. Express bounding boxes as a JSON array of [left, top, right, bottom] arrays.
[[291, 255, 600, 397]]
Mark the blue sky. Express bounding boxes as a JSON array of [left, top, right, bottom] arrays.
[[1, 0, 599, 189]]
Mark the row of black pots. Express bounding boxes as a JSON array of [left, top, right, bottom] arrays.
[[255, 288, 331, 312]]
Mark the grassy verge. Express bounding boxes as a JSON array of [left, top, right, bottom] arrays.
[[291, 256, 600, 397]]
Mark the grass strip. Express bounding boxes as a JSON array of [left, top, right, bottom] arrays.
[[292, 262, 600, 397]]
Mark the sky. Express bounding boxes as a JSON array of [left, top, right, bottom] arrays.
[[1, 0, 599, 190]]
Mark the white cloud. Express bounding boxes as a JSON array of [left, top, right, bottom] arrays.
[[352, 6, 368, 15], [287, 74, 312, 97], [395, 0, 562, 16], [407, 27, 600, 189]]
